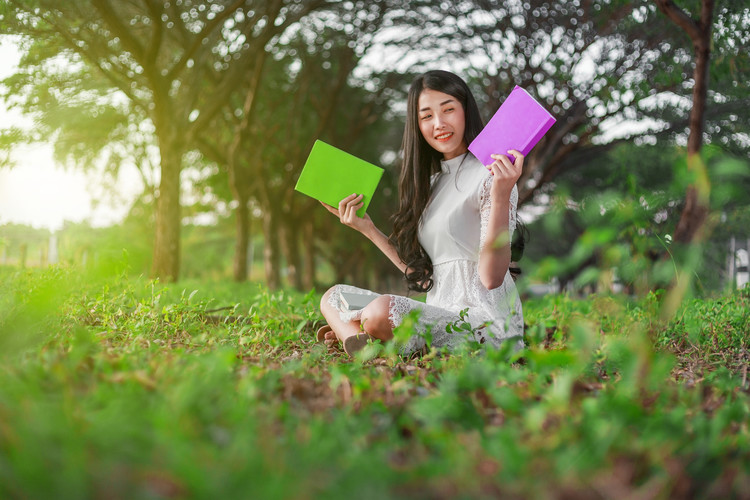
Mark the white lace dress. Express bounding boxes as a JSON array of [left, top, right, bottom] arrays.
[[328, 153, 524, 353]]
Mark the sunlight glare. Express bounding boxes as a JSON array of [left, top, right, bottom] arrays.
[[0, 36, 133, 231]]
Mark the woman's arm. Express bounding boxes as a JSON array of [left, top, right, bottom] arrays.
[[478, 150, 524, 290], [321, 193, 409, 274]]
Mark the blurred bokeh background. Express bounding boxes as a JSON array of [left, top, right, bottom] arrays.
[[1, 0, 748, 296]]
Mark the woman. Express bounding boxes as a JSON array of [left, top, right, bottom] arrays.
[[318, 70, 524, 356]]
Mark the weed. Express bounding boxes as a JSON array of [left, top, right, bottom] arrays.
[[0, 268, 748, 498]]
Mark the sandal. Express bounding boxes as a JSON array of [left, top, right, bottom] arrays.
[[316, 324, 333, 342], [343, 333, 374, 357]]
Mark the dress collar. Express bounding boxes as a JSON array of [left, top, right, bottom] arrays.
[[440, 152, 469, 174]]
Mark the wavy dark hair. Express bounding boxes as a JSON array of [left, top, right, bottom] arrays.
[[390, 70, 485, 292]]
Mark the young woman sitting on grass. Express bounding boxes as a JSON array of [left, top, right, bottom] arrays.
[[318, 70, 524, 357]]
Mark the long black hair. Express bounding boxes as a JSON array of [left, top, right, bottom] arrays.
[[390, 70, 485, 292]]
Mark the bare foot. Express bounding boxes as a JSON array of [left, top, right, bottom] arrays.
[[324, 330, 338, 348]]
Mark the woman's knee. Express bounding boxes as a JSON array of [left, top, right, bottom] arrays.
[[320, 285, 338, 312], [360, 295, 393, 340]]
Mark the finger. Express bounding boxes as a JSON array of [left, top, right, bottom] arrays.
[[338, 193, 358, 209], [487, 161, 498, 176], [339, 206, 357, 225], [348, 203, 365, 220], [507, 149, 524, 162], [492, 162, 511, 180], [344, 195, 364, 213], [506, 149, 524, 168], [490, 154, 514, 170], [346, 194, 364, 207], [507, 151, 524, 176], [320, 201, 340, 216], [487, 154, 505, 175], [496, 162, 514, 180]]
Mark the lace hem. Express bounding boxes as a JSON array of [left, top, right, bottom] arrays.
[[327, 283, 523, 354]]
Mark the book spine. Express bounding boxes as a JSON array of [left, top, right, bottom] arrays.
[[517, 88, 554, 156], [521, 116, 556, 156]]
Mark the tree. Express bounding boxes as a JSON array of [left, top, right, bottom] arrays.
[[196, 1, 403, 288], [0, 0, 323, 281], [654, 0, 713, 244], [373, 0, 749, 210], [523, 142, 685, 293], [195, 18, 360, 286]]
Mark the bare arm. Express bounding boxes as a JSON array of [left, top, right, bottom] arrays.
[[478, 150, 524, 290], [321, 193, 408, 274]]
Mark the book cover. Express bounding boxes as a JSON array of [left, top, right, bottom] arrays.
[[340, 291, 377, 311], [294, 140, 384, 218], [468, 86, 556, 166]]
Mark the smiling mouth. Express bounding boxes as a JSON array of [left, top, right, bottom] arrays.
[[435, 132, 453, 142]]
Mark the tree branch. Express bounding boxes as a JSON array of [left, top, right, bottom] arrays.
[[654, 0, 702, 41], [144, 0, 164, 67], [31, 9, 150, 113], [190, 0, 325, 135], [165, 0, 247, 82], [91, 0, 146, 62]]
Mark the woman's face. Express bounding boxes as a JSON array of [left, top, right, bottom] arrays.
[[417, 88, 468, 160]]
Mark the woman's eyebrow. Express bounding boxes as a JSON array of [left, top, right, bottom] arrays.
[[419, 99, 455, 113]]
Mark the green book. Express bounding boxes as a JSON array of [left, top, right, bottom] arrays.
[[294, 140, 384, 218]]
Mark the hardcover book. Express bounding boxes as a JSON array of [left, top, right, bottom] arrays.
[[468, 86, 556, 166], [340, 291, 377, 311], [294, 140, 384, 218]]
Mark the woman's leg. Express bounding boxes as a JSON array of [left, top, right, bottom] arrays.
[[360, 295, 394, 341], [319, 288, 394, 357], [339, 295, 394, 356], [320, 286, 363, 342]]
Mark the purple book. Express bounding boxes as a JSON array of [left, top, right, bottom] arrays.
[[468, 86, 556, 166]]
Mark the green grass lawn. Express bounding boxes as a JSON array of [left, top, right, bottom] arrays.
[[1, 267, 748, 499]]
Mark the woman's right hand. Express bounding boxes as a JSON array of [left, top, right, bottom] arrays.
[[321, 193, 372, 233]]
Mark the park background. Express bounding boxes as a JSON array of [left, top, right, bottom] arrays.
[[1, 0, 750, 498]]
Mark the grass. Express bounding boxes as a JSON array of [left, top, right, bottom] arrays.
[[1, 266, 749, 499]]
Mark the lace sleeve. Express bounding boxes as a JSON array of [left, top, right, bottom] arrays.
[[479, 179, 518, 251]]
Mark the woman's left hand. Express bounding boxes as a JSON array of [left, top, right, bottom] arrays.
[[320, 193, 373, 234], [487, 149, 523, 200]]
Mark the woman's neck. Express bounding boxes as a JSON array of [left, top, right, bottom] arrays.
[[442, 141, 468, 160]]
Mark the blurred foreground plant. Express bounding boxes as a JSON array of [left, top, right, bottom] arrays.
[[0, 262, 748, 498]]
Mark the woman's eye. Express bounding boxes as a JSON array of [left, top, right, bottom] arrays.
[[444, 107, 454, 112], [420, 114, 431, 120]]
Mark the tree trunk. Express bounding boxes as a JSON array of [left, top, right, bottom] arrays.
[[302, 220, 316, 290], [282, 220, 303, 290], [151, 143, 182, 282], [233, 195, 251, 282], [655, 0, 714, 244], [227, 56, 266, 283], [262, 211, 281, 290], [672, 34, 711, 244]]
